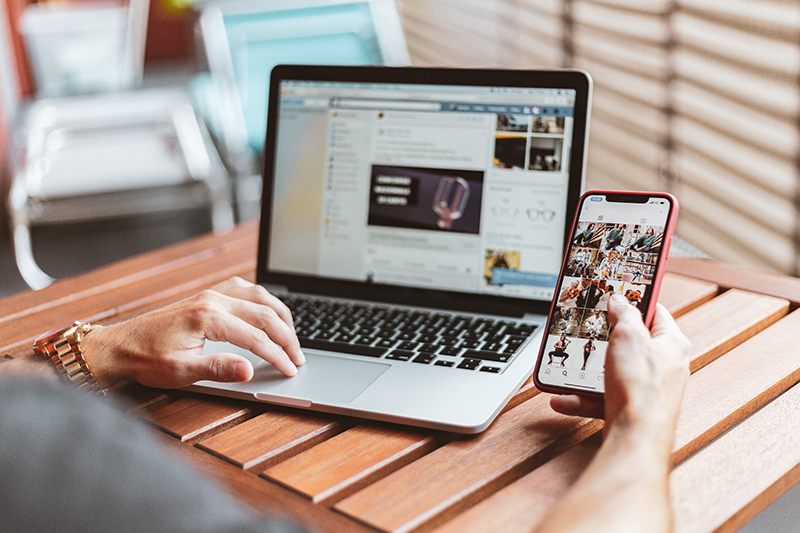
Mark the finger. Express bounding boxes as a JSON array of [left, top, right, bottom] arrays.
[[549, 394, 605, 419], [606, 293, 643, 328], [179, 353, 255, 384], [218, 294, 305, 366], [199, 304, 300, 376], [649, 303, 683, 340], [217, 283, 295, 329], [209, 276, 252, 293]]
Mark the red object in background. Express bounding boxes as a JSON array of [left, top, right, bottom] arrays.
[[4, 0, 33, 96], [145, 0, 195, 61]]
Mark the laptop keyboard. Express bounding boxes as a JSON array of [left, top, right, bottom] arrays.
[[281, 294, 539, 374]]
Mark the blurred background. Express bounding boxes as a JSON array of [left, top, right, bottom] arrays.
[[0, 0, 800, 529]]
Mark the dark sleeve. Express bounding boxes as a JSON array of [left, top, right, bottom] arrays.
[[0, 377, 307, 533]]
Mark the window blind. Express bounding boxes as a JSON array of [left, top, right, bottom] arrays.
[[394, 0, 800, 274]]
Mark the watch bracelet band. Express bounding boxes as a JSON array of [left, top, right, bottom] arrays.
[[33, 322, 107, 395]]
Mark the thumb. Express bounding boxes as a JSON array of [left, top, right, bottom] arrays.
[[184, 353, 255, 383]]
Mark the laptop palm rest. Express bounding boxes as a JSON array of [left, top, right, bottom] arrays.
[[197, 341, 390, 405]]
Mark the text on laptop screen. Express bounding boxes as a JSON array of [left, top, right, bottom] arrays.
[[267, 80, 578, 302]]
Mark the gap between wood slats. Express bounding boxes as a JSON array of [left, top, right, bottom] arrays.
[[196, 410, 350, 471], [430, 295, 796, 533], [672, 307, 800, 466], [144, 395, 257, 443], [334, 394, 601, 533], [671, 381, 800, 533], [262, 425, 442, 505]]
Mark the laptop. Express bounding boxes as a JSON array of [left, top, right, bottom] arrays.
[[192, 65, 592, 433]]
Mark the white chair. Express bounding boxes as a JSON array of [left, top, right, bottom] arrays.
[[9, 0, 235, 290]]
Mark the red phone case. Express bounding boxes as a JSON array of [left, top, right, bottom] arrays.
[[533, 190, 679, 397]]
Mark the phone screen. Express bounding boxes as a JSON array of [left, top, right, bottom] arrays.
[[535, 192, 674, 394]]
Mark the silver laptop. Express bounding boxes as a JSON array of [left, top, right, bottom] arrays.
[[192, 65, 592, 433]]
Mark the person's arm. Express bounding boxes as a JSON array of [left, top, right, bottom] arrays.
[[2, 277, 305, 389], [534, 295, 690, 533]]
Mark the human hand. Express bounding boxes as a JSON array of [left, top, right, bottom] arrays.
[[80, 277, 305, 389], [549, 294, 690, 442]]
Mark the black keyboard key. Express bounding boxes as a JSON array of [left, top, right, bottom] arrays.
[[484, 334, 505, 343], [356, 336, 376, 345], [439, 346, 462, 356], [298, 337, 387, 358], [439, 336, 459, 346], [504, 325, 537, 337], [506, 336, 526, 348], [397, 332, 418, 341], [376, 339, 397, 348], [398, 341, 419, 350], [482, 342, 503, 352], [413, 353, 435, 364], [457, 358, 481, 370], [316, 331, 335, 340], [460, 339, 481, 349], [480, 366, 501, 373], [387, 350, 414, 361], [461, 349, 511, 363], [419, 334, 439, 343], [335, 333, 356, 343], [435, 360, 455, 367], [418, 343, 440, 354]]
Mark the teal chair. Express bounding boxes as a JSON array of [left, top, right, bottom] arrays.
[[192, 0, 409, 219]]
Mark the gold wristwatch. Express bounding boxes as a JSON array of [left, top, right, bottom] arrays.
[[33, 321, 106, 395]]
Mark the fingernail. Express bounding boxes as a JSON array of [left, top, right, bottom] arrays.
[[610, 294, 626, 303]]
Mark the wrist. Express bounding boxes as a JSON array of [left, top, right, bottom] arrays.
[[80, 324, 126, 389]]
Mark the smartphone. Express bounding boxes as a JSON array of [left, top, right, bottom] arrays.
[[533, 190, 679, 397]]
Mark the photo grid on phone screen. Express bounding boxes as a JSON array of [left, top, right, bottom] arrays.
[[541, 220, 666, 383]]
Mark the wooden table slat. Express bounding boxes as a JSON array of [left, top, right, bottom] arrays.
[[676, 289, 790, 373], [431, 434, 603, 533], [334, 395, 601, 533], [0, 246, 256, 356], [263, 425, 439, 504], [196, 410, 347, 471], [145, 395, 254, 443], [427, 300, 800, 533], [671, 382, 800, 533], [673, 309, 800, 464], [0, 222, 257, 318], [658, 272, 719, 318]]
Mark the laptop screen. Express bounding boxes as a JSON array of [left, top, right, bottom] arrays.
[[263, 67, 590, 308]]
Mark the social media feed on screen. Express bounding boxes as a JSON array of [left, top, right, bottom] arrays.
[[538, 199, 669, 394]]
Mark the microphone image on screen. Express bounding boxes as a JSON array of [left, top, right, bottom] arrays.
[[432, 176, 470, 229]]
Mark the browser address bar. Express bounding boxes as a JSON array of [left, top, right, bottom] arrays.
[[334, 99, 441, 111]]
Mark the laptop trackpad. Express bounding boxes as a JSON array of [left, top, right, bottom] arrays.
[[250, 353, 389, 404]]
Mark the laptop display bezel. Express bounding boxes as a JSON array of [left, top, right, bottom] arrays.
[[257, 64, 591, 317]]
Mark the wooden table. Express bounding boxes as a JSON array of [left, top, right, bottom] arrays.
[[3, 221, 800, 533]]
